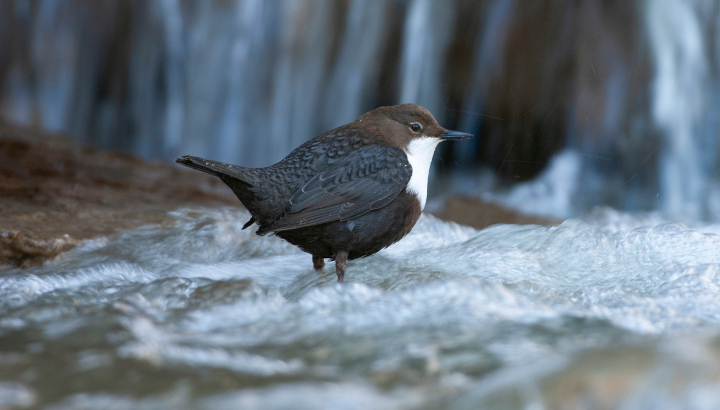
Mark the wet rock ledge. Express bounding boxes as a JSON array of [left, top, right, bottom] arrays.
[[0, 122, 237, 269], [0, 122, 556, 270]]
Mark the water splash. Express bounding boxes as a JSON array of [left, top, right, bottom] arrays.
[[3, 207, 720, 407]]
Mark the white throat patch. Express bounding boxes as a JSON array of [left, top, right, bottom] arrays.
[[404, 137, 441, 210]]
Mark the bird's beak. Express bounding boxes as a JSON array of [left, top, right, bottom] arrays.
[[439, 129, 473, 140]]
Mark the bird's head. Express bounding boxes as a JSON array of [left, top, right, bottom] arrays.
[[355, 103, 473, 158]]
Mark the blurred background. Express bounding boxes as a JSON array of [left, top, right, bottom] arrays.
[[2, 0, 720, 221]]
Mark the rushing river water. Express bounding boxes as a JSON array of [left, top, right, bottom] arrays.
[[3, 207, 720, 409]]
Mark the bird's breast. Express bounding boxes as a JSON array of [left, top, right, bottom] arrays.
[[403, 137, 441, 210]]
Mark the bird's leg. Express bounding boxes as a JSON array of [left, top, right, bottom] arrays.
[[335, 251, 349, 283], [312, 255, 325, 270]]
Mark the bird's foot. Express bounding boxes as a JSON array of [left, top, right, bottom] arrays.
[[335, 251, 348, 283], [313, 256, 325, 270]]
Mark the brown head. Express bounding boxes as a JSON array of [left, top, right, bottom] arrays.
[[353, 103, 472, 149]]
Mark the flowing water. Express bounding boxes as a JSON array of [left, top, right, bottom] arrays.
[[3, 207, 720, 408]]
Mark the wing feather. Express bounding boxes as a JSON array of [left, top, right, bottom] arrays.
[[257, 145, 412, 234]]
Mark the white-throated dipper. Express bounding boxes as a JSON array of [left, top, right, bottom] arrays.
[[176, 104, 472, 282]]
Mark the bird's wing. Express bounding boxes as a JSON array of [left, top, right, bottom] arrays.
[[257, 145, 412, 234]]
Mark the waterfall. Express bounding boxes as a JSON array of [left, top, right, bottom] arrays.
[[2, 0, 720, 221], [646, 0, 718, 221]]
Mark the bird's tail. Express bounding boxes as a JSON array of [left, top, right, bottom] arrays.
[[176, 155, 265, 230], [175, 155, 252, 183]]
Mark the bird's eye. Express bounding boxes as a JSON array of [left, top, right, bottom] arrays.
[[410, 123, 422, 132]]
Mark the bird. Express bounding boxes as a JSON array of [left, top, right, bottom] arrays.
[[176, 104, 472, 282]]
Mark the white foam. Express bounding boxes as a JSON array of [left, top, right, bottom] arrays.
[[9, 206, 720, 408]]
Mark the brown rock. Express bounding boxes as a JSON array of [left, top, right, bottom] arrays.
[[430, 195, 559, 230], [0, 122, 238, 269]]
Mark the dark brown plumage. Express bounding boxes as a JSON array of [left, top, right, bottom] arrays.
[[176, 104, 472, 282]]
